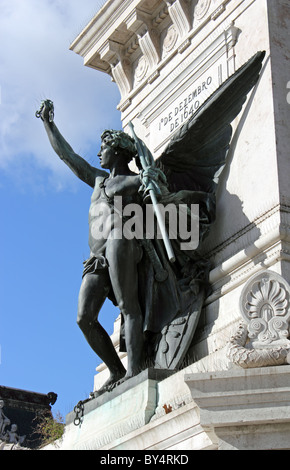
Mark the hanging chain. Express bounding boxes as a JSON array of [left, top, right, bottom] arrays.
[[73, 400, 85, 426]]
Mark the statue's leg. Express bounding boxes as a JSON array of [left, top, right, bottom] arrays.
[[106, 237, 144, 379], [77, 273, 126, 387]]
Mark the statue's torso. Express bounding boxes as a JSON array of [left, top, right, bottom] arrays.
[[88, 174, 140, 256]]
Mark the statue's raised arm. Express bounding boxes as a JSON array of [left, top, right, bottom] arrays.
[[36, 100, 107, 187]]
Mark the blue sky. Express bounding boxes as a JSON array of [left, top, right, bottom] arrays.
[[0, 0, 123, 418]]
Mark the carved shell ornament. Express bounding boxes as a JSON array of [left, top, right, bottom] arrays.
[[228, 271, 290, 368], [245, 278, 288, 319], [241, 273, 290, 348]]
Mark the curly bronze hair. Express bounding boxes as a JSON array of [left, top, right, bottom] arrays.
[[101, 129, 137, 164]]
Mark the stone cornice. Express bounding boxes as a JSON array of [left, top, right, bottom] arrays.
[[70, 0, 234, 103]]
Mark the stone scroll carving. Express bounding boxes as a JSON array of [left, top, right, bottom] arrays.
[[228, 271, 290, 368]]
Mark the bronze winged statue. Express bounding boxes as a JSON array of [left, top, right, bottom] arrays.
[[36, 51, 265, 395]]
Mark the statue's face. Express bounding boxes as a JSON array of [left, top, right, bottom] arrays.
[[98, 142, 115, 169]]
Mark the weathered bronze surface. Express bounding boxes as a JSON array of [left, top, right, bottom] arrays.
[[36, 51, 265, 395]]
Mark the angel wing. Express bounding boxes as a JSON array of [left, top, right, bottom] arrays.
[[155, 51, 266, 194]]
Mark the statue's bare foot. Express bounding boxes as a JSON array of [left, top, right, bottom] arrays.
[[93, 371, 126, 397], [114, 369, 141, 387]]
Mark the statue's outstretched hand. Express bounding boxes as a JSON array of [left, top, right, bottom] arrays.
[[35, 99, 54, 123]]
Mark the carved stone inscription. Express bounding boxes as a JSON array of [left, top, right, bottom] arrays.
[[157, 75, 213, 134], [152, 67, 218, 151]]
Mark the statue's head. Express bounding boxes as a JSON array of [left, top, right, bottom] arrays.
[[100, 130, 137, 164]]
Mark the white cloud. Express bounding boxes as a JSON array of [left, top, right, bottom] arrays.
[[0, 0, 121, 189]]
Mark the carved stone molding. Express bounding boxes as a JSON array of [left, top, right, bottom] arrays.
[[126, 8, 161, 69], [204, 201, 289, 291], [211, 4, 225, 21], [98, 40, 133, 98], [71, 0, 236, 106], [227, 271, 290, 369], [165, 0, 192, 38]]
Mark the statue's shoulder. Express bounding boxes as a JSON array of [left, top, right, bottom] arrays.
[[93, 170, 109, 186]]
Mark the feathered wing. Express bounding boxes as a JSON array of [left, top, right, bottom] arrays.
[[140, 51, 265, 369], [155, 51, 266, 194]]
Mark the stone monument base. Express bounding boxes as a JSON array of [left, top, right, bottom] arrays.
[[185, 365, 290, 450], [43, 364, 290, 451]]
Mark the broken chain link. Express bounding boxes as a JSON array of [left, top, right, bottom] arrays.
[[35, 99, 54, 123], [73, 400, 84, 426]]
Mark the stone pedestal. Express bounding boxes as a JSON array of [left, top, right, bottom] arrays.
[[44, 364, 290, 450], [185, 365, 290, 450], [43, 366, 214, 450], [55, 369, 174, 450]]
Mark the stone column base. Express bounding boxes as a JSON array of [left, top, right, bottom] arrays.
[[185, 365, 290, 450]]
